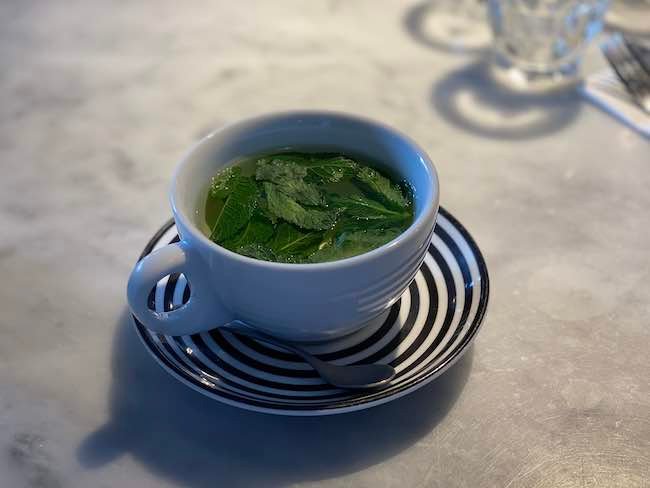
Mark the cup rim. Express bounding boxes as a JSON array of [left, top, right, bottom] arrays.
[[170, 110, 439, 270]]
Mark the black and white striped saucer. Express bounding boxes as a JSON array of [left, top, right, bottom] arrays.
[[132, 207, 489, 416]]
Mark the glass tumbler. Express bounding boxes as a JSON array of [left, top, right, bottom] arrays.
[[487, 0, 610, 90]]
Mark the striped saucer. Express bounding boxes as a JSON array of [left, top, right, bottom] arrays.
[[132, 207, 489, 416]]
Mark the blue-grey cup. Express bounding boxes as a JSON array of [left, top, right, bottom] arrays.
[[128, 111, 439, 341]]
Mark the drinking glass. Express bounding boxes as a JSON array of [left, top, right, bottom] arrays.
[[487, 0, 610, 90]]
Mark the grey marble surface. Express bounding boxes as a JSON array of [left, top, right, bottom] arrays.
[[1, 1, 649, 487]]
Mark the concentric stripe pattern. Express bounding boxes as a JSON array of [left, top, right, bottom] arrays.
[[133, 207, 489, 415]]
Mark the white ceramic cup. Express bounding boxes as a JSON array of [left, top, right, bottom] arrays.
[[127, 111, 439, 341]]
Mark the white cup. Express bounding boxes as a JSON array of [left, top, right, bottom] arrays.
[[127, 111, 439, 341]]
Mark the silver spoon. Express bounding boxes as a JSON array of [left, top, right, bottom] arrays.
[[219, 320, 396, 390]]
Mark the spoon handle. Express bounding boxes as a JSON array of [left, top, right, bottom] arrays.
[[218, 320, 395, 390], [220, 320, 318, 365]]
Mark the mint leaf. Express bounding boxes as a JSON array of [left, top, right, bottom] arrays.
[[256, 159, 323, 206], [256, 196, 277, 223], [355, 167, 408, 210], [337, 228, 402, 247], [329, 194, 410, 224], [209, 176, 258, 243], [264, 182, 335, 230], [297, 155, 358, 183], [234, 243, 276, 261], [210, 166, 242, 199], [223, 215, 274, 249], [309, 228, 401, 263], [256, 158, 307, 180], [269, 223, 323, 259]]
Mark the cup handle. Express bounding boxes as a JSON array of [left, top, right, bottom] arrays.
[[127, 240, 233, 335]]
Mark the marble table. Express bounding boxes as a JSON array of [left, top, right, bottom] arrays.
[[1, 1, 649, 487]]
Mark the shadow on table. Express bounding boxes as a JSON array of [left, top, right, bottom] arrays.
[[403, 0, 491, 55], [432, 61, 583, 140], [77, 309, 474, 488]]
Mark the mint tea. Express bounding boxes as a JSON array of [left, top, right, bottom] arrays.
[[204, 152, 414, 263]]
